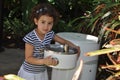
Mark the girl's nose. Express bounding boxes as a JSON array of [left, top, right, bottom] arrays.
[[44, 24, 49, 28]]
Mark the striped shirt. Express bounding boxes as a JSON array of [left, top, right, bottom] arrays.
[[22, 29, 55, 73]]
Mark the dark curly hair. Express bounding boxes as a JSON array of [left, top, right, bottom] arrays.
[[30, 3, 59, 25]]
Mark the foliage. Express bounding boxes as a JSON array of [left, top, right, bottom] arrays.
[[3, 0, 37, 47], [85, 38, 120, 80], [72, 1, 120, 42], [2, 0, 120, 79], [21, 0, 39, 23], [84, 1, 120, 79], [72, 1, 120, 79], [52, 0, 120, 38], [49, 0, 94, 21], [93, 3, 120, 44], [47, 0, 97, 33], [3, 0, 96, 42], [3, 18, 34, 40]]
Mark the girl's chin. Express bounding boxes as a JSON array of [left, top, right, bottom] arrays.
[[42, 31, 48, 34]]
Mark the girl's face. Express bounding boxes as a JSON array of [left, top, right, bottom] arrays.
[[34, 15, 54, 35]]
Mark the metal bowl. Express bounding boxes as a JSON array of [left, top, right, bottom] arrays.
[[44, 44, 78, 69]]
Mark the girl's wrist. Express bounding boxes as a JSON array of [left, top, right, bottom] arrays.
[[39, 59, 46, 65], [42, 58, 48, 65]]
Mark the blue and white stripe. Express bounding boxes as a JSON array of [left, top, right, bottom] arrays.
[[22, 29, 55, 73]]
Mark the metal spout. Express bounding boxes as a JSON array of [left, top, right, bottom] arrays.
[[64, 44, 69, 53]]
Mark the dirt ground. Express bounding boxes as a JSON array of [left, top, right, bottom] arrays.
[[0, 48, 24, 76], [0, 48, 52, 80]]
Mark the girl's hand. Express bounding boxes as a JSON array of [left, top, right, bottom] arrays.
[[44, 56, 58, 66]]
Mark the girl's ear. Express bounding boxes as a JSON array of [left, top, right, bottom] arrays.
[[34, 18, 38, 25]]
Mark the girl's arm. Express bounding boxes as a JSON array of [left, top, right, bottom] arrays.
[[53, 35, 80, 56], [25, 43, 57, 66], [25, 43, 44, 65], [54, 35, 76, 47]]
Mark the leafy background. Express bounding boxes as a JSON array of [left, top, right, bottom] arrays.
[[1, 0, 120, 79]]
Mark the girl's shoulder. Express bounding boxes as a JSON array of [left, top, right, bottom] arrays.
[[23, 30, 36, 40], [25, 29, 35, 36], [46, 30, 55, 37], [47, 30, 54, 34]]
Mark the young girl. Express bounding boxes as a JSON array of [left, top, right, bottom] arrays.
[[18, 3, 80, 80]]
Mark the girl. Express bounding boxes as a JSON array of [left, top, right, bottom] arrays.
[[18, 3, 80, 80]]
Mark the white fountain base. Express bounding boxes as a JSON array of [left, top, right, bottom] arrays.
[[51, 32, 99, 80]]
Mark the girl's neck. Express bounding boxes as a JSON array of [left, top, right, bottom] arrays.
[[35, 29, 45, 40]]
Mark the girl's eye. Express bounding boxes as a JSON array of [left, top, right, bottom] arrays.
[[41, 21, 45, 24], [48, 22, 53, 25]]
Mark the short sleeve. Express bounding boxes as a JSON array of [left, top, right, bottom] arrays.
[[23, 32, 34, 45], [50, 31, 55, 38]]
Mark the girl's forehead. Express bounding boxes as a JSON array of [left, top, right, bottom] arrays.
[[39, 15, 53, 19], [38, 15, 54, 21]]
